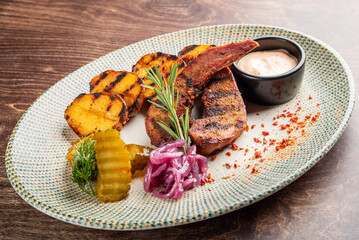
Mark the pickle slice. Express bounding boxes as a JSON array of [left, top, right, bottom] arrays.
[[93, 130, 131, 202]]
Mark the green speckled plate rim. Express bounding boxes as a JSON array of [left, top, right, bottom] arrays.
[[4, 24, 355, 230]]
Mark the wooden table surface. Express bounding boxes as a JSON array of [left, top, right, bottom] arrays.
[[1, 0, 358, 239]]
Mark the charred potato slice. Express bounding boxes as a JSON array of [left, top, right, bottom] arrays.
[[178, 45, 214, 64], [132, 52, 186, 100], [90, 70, 144, 116], [64, 93, 128, 137]]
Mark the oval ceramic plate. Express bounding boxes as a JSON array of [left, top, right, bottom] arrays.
[[5, 25, 354, 230]]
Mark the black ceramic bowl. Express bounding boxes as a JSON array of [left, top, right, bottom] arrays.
[[231, 36, 306, 105]]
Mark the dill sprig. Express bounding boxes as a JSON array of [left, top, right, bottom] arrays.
[[142, 63, 190, 152], [71, 137, 97, 196]]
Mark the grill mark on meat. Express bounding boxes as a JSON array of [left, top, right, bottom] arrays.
[[203, 105, 242, 117], [235, 119, 245, 128], [203, 122, 232, 130], [206, 90, 239, 100], [208, 74, 231, 84], [181, 74, 193, 88]]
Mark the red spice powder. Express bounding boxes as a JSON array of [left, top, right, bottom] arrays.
[[276, 137, 296, 151], [269, 139, 276, 145], [262, 131, 269, 136], [200, 179, 206, 185], [225, 152, 231, 156], [254, 151, 262, 158], [279, 124, 287, 130], [232, 143, 239, 150], [297, 122, 306, 128], [286, 127, 294, 134], [290, 116, 298, 123]]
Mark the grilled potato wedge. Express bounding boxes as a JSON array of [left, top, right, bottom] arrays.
[[178, 45, 214, 64], [132, 52, 186, 100], [64, 93, 128, 137], [89, 70, 144, 116]]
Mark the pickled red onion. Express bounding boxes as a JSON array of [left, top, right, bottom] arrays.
[[143, 140, 208, 200]]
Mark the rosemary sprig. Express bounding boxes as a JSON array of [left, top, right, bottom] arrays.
[[71, 137, 97, 196], [142, 63, 190, 152]]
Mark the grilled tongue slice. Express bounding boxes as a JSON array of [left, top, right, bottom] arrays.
[[145, 40, 258, 147], [189, 67, 246, 155]]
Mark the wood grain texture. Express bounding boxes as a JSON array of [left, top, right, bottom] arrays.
[[1, 0, 358, 239]]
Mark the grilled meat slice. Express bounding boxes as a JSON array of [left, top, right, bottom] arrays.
[[145, 40, 258, 146], [175, 40, 258, 114], [189, 67, 247, 155], [145, 98, 173, 144]]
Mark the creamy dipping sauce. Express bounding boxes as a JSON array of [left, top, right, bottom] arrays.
[[237, 49, 298, 76]]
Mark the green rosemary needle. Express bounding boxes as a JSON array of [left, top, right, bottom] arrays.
[[71, 137, 97, 196], [142, 63, 190, 152]]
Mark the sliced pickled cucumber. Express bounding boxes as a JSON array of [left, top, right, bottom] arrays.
[[93, 130, 131, 202]]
